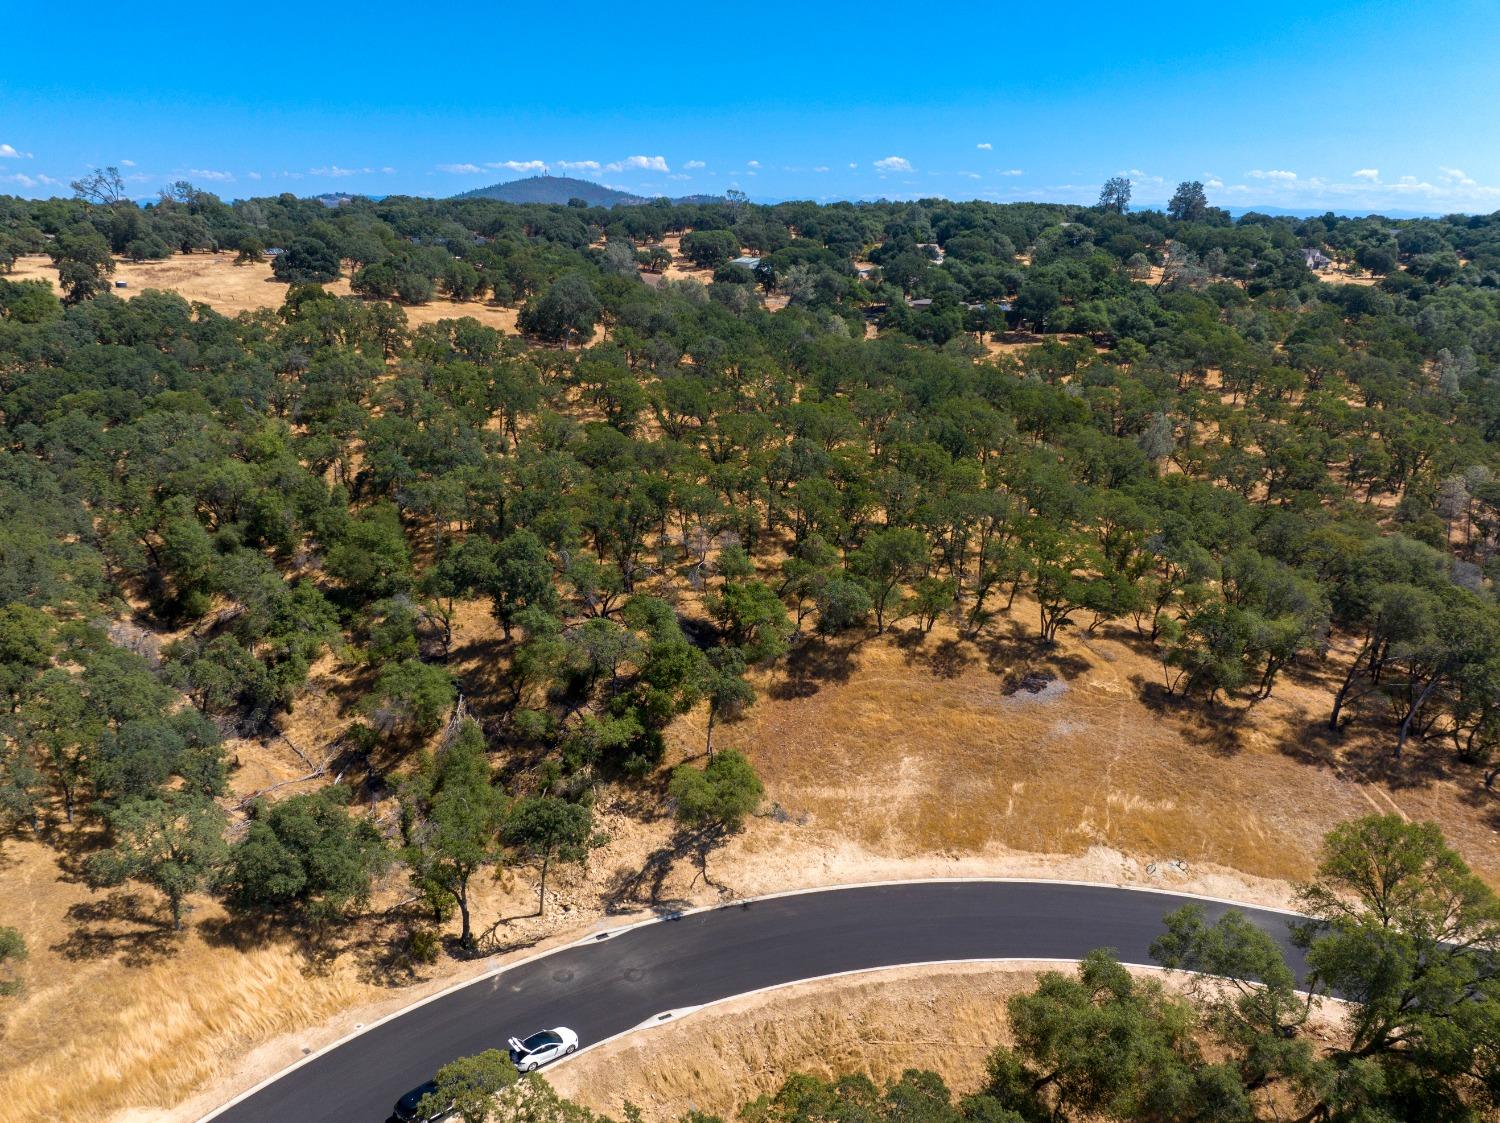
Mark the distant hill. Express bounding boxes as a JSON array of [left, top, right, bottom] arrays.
[[452, 175, 732, 208], [453, 175, 648, 207]]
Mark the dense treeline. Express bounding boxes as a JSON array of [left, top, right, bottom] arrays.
[[4, 180, 1500, 960], [425, 817, 1500, 1123]]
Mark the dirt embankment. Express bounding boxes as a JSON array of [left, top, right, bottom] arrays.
[[552, 963, 1044, 1119], [550, 962, 1348, 1122]]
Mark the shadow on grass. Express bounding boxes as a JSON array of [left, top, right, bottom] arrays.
[[52, 892, 181, 967], [892, 628, 977, 680], [1278, 714, 1450, 795], [768, 636, 858, 700], [1133, 677, 1249, 757], [975, 624, 1092, 684]]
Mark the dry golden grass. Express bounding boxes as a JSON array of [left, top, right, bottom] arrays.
[[1313, 267, 1381, 287], [551, 964, 1047, 1120], [10, 253, 523, 333], [0, 837, 381, 1123], [656, 234, 715, 286], [666, 603, 1500, 889], [552, 962, 1348, 1123]]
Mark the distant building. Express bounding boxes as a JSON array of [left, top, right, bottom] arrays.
[[916, 242, 946, 264], [906, 297, 934, 309], [1304, 248, 1332, 269], [264, 247, 286, 258], [730, 255, 761, 269]]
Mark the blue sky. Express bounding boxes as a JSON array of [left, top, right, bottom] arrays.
[[4, 0, 1499, 213]]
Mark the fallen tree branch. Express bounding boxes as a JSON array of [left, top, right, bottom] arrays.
[[277, 732, 319, 771], [233, 742, 342, 809]]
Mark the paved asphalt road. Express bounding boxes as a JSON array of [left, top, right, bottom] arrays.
[[204, 882, 1305, 1123]]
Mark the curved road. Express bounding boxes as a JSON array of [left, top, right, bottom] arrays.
[[203, 882, 1305, 1123]]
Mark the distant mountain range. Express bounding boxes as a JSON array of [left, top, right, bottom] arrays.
[[452, 175, 726, 208], [1221, 204, 1447, 220]]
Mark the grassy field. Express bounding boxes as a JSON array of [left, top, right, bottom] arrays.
[[688, 605, 1498, 890], [8, 252, 523, 333]]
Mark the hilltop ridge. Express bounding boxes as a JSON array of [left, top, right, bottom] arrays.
[[453, 175, 648, 206]]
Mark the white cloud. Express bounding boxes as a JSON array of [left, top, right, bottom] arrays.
[[682, 160, 705, 170], [961, 172, 980, 180], [1000, 168, 1023, 176], [746, 160, 760, 169], [437, 163, 485, 174], [380, 166, 396, 174], [488, 159, 548, 174], [848, 162, 858, 169], [0, 144, 30, 159], [187, 168, 234, 182], [605, 155, 670, 173], [0, 172, 59, 189], [247, 171, 262, 181], [311, 165, 373, 177], [119, 158, 135, 167], [1173, 163, 1500, 213], [874, 155, 913, 173], [556, 160, 600, 172], [976, 142, 992, 150], [814, 165, 830, 173]]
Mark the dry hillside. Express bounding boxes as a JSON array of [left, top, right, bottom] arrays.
[[2, 253, 1498, 1123]]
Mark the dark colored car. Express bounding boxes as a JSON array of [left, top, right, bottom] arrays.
[[390, 1079, 447, 1122]]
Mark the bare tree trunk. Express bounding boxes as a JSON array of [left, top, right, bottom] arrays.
[[457, 881, 473, 949], [1329, 637, 1372, 731], [1396, 674, 1444, 761]]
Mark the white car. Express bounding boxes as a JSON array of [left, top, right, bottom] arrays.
[[507, 1027, 579, 1072]]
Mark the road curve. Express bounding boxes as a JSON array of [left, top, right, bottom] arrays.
[[202, 881, 1306, 1123]]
